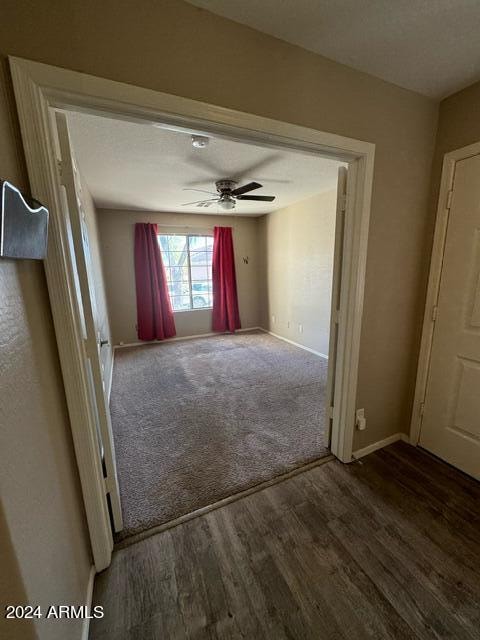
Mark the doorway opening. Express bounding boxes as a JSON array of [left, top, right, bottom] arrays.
[[11, 55, 374, 569], [61, 108, 345, 543]]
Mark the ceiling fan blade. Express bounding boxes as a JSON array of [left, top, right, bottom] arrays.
[[186, 155, 224, 176], [236, 195, 275, 202], [233, 154, 281, 182], [231, 181, 262, 196], [252, 177, 292, 184], [181, 198, 218, 206], [182, 188, 218, 196]]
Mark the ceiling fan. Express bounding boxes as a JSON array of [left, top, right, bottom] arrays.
[[182, 179, 275, 210]]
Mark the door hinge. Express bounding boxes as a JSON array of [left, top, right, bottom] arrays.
[[333, 308, 340, 324], [431, 305, 438, 322], [339, 194, 347, 212], [419, 401, 425, 417], [445, 189, 453, 211], [328, 405, 334, 420]]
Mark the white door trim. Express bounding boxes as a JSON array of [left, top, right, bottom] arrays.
[[9, 56, 375, 569], [325, 167, 347, 449], [410, 140, 480, 446], [55, 112, 123, 532]]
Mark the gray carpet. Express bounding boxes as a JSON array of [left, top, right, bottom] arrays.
[[110, 331, 329, 542]]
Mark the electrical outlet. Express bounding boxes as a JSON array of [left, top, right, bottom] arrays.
[[271, 315, 276, 324], [298, 324, 303, 334]]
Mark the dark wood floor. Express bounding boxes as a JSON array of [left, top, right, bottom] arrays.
[[89, 442, 480, 639]]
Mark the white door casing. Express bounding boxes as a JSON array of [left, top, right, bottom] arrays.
[[56, 112, 124, 530], [419, 153, 480, 479], [325, 166, 347, 445]]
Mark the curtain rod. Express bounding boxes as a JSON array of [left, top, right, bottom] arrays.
[[154, 224, 211, 229], [155, 226, 214, 235], [138, 223, 236, 232]]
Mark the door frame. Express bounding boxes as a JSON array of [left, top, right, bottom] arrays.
[[55, 112, 123, 533], [10, 56, 375, 570], [410, 140, 480, 446]]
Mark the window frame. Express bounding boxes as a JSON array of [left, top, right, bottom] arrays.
[[158, 232, 213, 312]]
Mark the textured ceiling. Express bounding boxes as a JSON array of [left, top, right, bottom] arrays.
[[67, 111, 343, 216], [187, 0, 480, 99]]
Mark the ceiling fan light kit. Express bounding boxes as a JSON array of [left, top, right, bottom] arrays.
[[218, 197, 235, 210], [181, 178, 276, 210]]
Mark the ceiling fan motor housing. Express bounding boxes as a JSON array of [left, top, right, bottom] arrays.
[[216, 179, 238, 209], [215, 179, 238, 194], [181, 179, 274, 208]]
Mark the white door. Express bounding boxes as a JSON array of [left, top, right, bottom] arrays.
[[56, 112, 124, 531], [325, 166, 347, 445], [419, 153, 480, 479]]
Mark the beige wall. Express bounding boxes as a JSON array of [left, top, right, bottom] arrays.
[[0, 259, 91, 640], [81, 177, 114, 390], [0, 0, 439, 450], [0, 37, 92, 640], [435, 82, 480, 159], [259, 190, 337, 355], [0, 0, 441, 600], [97, 210, 261, 343], [0, 503, 37, 640]]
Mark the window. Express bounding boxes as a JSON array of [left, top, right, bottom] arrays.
[[158, 234, 213, 311]]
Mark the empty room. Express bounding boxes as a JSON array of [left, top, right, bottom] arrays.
[[2, 2, 480, 640], [63, 109, 344, 542]]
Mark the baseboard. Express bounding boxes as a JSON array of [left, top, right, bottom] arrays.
[[259, 328, 329, 359], [352, 432, 410, 460], [81, 565, 96, 640], [113, 327, 262, 350]]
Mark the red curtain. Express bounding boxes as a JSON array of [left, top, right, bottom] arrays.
[[134, 223, 176, 341], [212, 226, 241, 333]]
